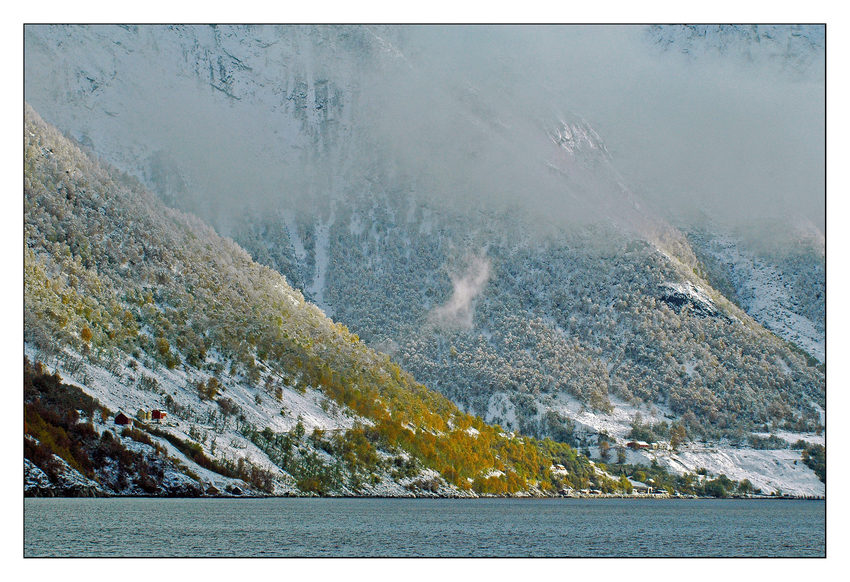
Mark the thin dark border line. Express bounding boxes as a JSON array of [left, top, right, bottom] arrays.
[[22, 22, 827, 559], [22, 22, 829, 26]]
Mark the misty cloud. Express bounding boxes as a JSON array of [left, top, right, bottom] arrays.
[[24, 25, 825, 234], [427, 255, 491, 330], [362, 25, 824, 231]]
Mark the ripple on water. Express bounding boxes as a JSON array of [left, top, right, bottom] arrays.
[[24, 498, 824, 557]]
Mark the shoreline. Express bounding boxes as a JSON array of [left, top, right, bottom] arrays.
[[24, 491, 825, 501]]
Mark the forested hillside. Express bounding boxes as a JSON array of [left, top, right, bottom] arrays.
[[230, 194, 824, 444], [25, 104, 618, 496], [24, 25, 825, 495]]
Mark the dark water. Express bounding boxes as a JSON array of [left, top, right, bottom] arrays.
[[24, 497, 824, 557]]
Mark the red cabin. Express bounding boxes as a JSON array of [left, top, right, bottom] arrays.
[[114, 412, 131, 426], [151, 409, 167, 423]]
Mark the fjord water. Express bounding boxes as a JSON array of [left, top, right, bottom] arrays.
[[25, 498, 824, 557]]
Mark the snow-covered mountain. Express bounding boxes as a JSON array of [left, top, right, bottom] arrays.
[[645, 24, 825, 81], [24, 25, 825, 495]]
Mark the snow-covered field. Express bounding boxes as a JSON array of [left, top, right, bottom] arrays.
[[652, 444, 824, 498], [552, 391, 675, 441], [546, 390, 824, 497]]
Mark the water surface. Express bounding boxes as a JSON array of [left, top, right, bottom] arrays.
[[24, 497, 825, 557]]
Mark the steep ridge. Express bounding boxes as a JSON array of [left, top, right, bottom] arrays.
[[25, 104, 611, 497]]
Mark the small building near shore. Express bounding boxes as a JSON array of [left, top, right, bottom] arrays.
[[151, 409, 167, 424], [626, 440, 651, 450], [627, 478, 652, 494]]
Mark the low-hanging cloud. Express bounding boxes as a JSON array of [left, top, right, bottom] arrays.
[[361, 25, 824, 232], [24, 24, 825, 235], [427, 255, 491, 330]]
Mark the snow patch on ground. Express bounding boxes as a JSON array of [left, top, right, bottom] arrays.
[[552, 391, 673, 441], [775, 356, 792, 376], [306, 215, 334, 313], [25, 342, 367, 495], [484, 392, 517, 429], [651, 444, 823, 497], [281, 210, 307, 262], [706, 234, 823, 362], [24, 458, 54, 491], [547, 388, 823, 497], [771, 431, 824, 447]]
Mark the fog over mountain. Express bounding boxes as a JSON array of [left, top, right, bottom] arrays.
[[25, 24, 824, 233], [366, 25, 824, 230], [24, 25, 825, 495]]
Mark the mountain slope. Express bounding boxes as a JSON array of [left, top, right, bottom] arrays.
[[24, 25, 825, 495], [26, 103, 628, 497], [685, 224, 825, 364]]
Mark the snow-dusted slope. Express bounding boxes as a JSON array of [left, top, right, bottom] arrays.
[[24, 343, 392, 497], [27, 104, 616, 497], [24, 25, 825, 495], [544, 391, 824, 497], [709, 237, 823, 362], [688, 227, 825, 363]]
